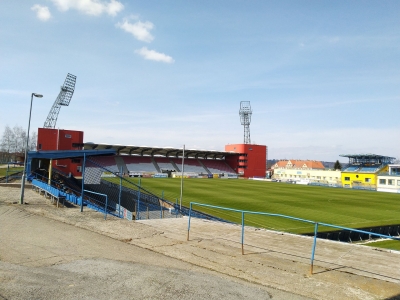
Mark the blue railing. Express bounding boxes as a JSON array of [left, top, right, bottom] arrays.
[[32, 179, 81, 205], [187, 202, 400, 275], [31, 178, 120, 219], [83, 190, 109, 219]]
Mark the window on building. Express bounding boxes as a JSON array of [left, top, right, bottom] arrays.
[[38, 144, 42, 150], [365, 178, 371, 183], [397, 180, 400, 186], [344, 177, 350, 181], [379, 179, 386, 185], [388, 179, 394, 186]]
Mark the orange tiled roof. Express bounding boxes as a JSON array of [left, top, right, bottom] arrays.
[[272, 160, 325, 169]]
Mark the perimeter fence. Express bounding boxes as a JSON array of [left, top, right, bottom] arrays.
[[29, 155, 230, 222], [82, 157, 181, 220], [187, 202, 400, 275], [81, 156, 225, 221]]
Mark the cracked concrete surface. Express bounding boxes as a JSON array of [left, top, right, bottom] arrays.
[[1, 185, 400, 299]]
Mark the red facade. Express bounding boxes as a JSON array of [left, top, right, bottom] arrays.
[[225, 144, 267, 178], [37, 128, 84, 176]]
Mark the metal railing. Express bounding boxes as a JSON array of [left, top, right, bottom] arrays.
[[186, 202, 400, 275]]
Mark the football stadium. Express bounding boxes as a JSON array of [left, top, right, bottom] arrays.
[[1, 74, 396, 247], [1, 74, 400, 299], [14, 78, 399, 249], [3, 1, 400, 297]]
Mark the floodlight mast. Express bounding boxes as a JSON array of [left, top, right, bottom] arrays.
[[43, 73, 77, 128], [239, 101, 252, 144]]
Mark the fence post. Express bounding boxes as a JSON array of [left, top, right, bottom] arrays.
[[241, 211, 245, 255], [118, 166, 122, 217], [6, 164, 9, 183], [80, 153, 86, 212], [147, 207, 149, 219], [134, 203, 136, 220], [176, 198, 178, 218], [310, 222, 319, 275], [187, 203, 192, 241], [104, 194, 108, 220], [137, 181, 141, 220]]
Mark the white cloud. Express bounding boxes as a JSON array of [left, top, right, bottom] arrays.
[[51, 0, 124, 16], [31, 4, 52, 21], [135, 47, 175, 63], [116, 20, 154, 43]]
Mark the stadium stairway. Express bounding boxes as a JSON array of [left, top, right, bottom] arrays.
[[114, 156, 129, 174], [170, 159, 180, 172], [223, 161, 236, 173], [197, 160, 211, 175], [151, 157, 161, 173]]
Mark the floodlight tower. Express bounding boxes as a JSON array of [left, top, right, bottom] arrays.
[[239, 101, 252, 144], [43, 73, 77, 128]]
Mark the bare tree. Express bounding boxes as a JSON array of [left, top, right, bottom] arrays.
[[29, 131, 37, 150], [0, 125, 37, 162], [0, 126, 14, 161], [12, 125, 25, 155]]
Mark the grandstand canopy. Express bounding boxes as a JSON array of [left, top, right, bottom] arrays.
[[28, 149, 116, 160], [83, 143, 244, 160], [340, 153, 395, 164]]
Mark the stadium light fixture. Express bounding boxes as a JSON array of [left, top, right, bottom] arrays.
[[20, 93, 43, 204]]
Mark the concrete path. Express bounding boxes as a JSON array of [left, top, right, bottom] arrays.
[[1, 185, 400, 299], [135, 218, 400, 299], [0, 200, 304, 299]]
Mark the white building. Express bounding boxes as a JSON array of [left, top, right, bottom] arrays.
[[273, 169, 341, 184], [271, 160, 341, 185], [377, 164, 400, 193]]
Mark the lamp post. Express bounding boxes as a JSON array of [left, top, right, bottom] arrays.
[[20, 93, 43, 204], [179, 144, 185, 210]]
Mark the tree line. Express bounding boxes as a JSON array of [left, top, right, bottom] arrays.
[[0, 125, 37, 163]]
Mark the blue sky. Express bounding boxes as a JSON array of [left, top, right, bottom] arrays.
[[1, 0, 399, 162]]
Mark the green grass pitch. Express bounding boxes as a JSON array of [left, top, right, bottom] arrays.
[[0, 166, 23, 177], [114, 177, 400, 236]]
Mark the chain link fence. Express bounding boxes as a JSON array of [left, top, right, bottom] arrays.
[[83, 157, 181, 220]]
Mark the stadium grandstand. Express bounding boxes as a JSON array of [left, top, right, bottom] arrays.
[[33, 128, 267, 179], [83, 143, 242, 178], [20, 127, 268, 222], [340, 153, 395, 190]]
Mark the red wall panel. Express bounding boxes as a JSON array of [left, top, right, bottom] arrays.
[[37, 128, 84, 176], [225, 144, 267, 178]]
